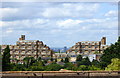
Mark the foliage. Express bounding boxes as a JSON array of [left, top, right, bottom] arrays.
[[37, 57, 41, 61], [64, 62, 77, 70], [23, 57, 36, 68], [77, 57, 91, 66], [91, 59, 100, 67], [100, 36, 120, 69], [55, 59, 57, 62], [2, 45, 11, 71], [61, 58, 64, 62], [30, 66, 44, 71], [105, 58, 120, 71], [45, 63, 63, 71], [88, 65, 101, 70], [11, 64, 26, 71], [78, 65, 88, 71], [93, 51, 100, 54], [64, 57, 69, 63], [76, 55, 82, 62]]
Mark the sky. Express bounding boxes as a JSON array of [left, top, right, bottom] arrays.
[[0, 2, 118, 48]]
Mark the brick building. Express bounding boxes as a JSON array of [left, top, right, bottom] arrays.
[[1, 35, 53, 64], [66, 37, 109, 62]]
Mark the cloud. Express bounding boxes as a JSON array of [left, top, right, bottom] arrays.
[[0, 2, 118, 47], [105, 10, 118, 17], [56, 19, 83, 28], [1, 2, 100, 21], [42, 3, 99, 18], [6, 28, 13, 33], [1, 18, 50, 29], [0, 8, 18, 18]]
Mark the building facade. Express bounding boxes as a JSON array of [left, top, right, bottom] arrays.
[[66, 37, 109, 62], [1, 35, 53, 64]]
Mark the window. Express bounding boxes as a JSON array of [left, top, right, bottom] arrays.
[[88, 45, 91, 48], [82, 45, 85, 48]]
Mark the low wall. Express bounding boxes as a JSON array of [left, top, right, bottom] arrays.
[[1, 71, 120, 78]]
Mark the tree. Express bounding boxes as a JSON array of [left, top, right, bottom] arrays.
[[77, 57, 91, 66], [55, 59, 57, 62], [78, 65, 88, 71], [105, 58, 120, 71], [30, 66, 44, 71], [91, 59, 100, 67], [64, 62, 77, 70], [88, 65, 101, 70], [37, 57, 41, 62], [61, 58, 64, 62], [23, 57, 35, 68], [76, 55, 82, 62], [2, 45, 11, 71], [64, 57, 69, 63], [11, 64, 26, 71], [100, 36, 120, 69], [0, 45, 1, 54], [45, 63, 63, 71]]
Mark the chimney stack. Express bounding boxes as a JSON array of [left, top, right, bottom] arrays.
[[101, 37, 106, 45], [19, 35, 25, 40]]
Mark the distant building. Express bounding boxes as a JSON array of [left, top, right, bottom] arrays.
[[1, 35, 53, 64], [66, 37, 109, 62]]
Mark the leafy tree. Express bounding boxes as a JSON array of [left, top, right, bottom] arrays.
[[100, 36, 120, 69], [55, 59, 57, 62], [64, 57, 69, 63], [78, 65, 88, 71], [91, 59, 100, 67], [2, 45, 11, 71], [45, 63, 63, 71], [64, 62, 77, 70], [105, 58, 120, 71], [50, 58, 53, 61], [0, 45, 2, 70], [32, 61, 45, 66], [43, 60, 48, 64], [61, 58, 64, 62], [0, 45, 1, 54], [30, 66, 44, 71], [37, 57, 41, 61], [11, 64, 26, 71], [77, 57, 91, 66], [93, 51, 100, 54], [23, 57, 35, 68], [76, 55, 82, 62], [88, 65, 101, 70]]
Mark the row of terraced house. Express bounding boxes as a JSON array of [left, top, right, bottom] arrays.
[[1, 35, 109, 64]]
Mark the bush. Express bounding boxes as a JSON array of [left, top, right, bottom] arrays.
[[78, 65, 88, 71], [88, 65, 101, 70], [64, 63, 77, 70], [30, 66, 44, 71], [105, 58, 120, 71], [45, 63, 63, 71]]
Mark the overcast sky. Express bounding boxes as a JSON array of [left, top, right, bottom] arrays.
[[0, 2, 118, 48]]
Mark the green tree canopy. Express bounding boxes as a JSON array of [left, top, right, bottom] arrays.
[[78, 65, 88, 71], [105, 58, 120, 71], [91, 59, 100, 67], [2, 45, 11, 71], [64, 62, 77, 70], [45, 63, 63, 71], [88, 65, 101, 70], [100, 36, 120, 68], [64, 57, 69, 63], [76, 55, 82, 62], [23, 57, 35, 68], [77, 57, 91, 66]]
